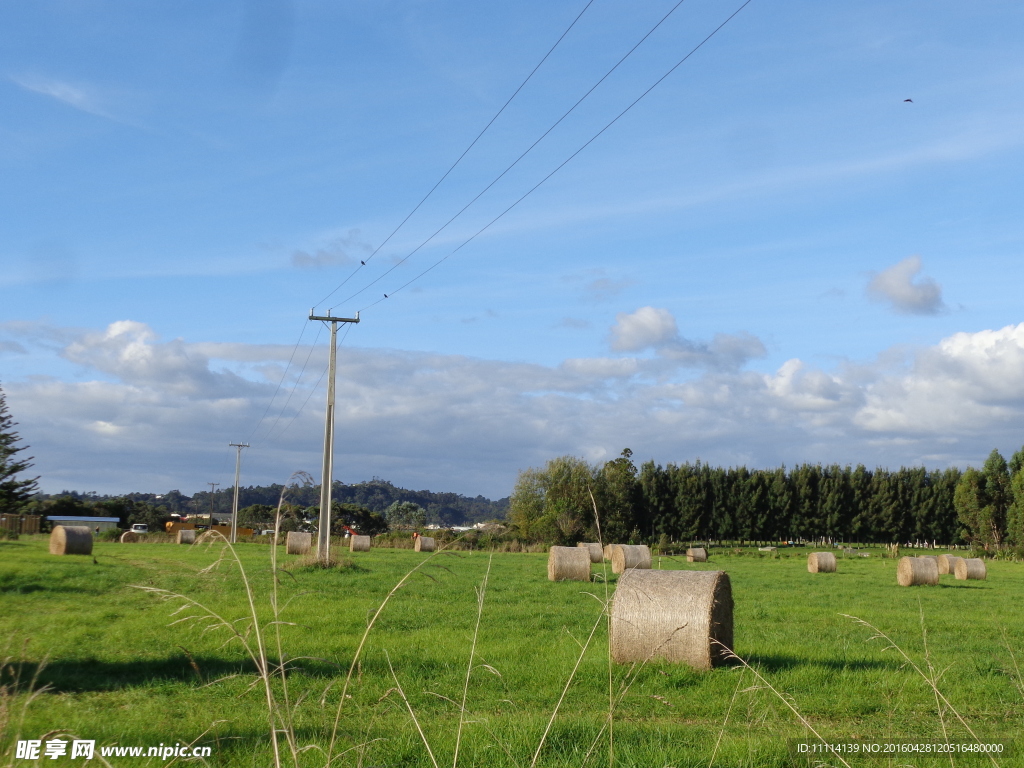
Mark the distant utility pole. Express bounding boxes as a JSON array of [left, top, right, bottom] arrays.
[[207, 482, 220, 529], [229, 443, 250, 544], [308, 308, 360, 563]]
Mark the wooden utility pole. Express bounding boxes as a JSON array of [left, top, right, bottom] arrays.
[[308, 309, 360, 563], [207, 482, 220, 529], [229, 443, 249, 543]]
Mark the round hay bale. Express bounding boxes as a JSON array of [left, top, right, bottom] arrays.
[[611, 544, 652, 574], [50, 525, 93, 556], [807, 552, 837, 573], [603, 544, 615, 561], [349, 535, 371, 552], [896, 556, 938, 586], [577, 542, 603, 563], [286, 531, 311, 555], [938, 554, 964, 575], [177, 529, 197, 545], [686, 547, 707, 563], [548, 546, 592, 582], [917, 555, 938, 567], [414, 536, 436, 552], [610, 569, 733, 670], [954, 558, 986, 581], [119, 531, 139, 544]]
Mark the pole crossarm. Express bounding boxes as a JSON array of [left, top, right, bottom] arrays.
[[309, 311, 360, 324]]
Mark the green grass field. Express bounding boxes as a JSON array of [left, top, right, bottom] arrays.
[[1, 537, 1022, 767]]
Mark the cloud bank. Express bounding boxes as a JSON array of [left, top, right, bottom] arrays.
[[4, 312, 1024, 498]]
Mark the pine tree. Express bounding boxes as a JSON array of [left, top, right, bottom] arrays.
[[0, 383, 39, 514]]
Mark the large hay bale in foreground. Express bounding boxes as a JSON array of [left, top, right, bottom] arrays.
[[686, 547, 707, 563], [937, 554, 963, 575], [610, 569, 733, 670], [611, 544, 652, 574], [897, 556, 938, 586], [414, 536, 436, 552], [954, 558, 987, 581], [177, 529, 197, 545], [119, 531, 139, 544], [50, 526, 93, 556], [286, 532, 311, 555], [577, 542, 603, 563], [807, 552, 837, 573], [548, 546, 592, 582], [349, 535, 371, 552]]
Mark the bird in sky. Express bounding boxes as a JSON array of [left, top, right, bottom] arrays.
[[360, 260, 365, 265], [384, 293, 388, 298], [903, 98, 913, 103]]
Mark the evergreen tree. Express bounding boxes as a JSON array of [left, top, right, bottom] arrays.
[[953, 451, 1011, 548], [638, 461, 673, 539], [673, 463, 709, 541], [767, 467, 792, 540], [1005, 445, 1024, 546], [0, 384, 39, 514], [599, 449, 640, 541], [953, 467, 986, 546], [848, 464, 873, 540]]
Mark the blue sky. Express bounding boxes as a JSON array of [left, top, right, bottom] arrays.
[[2, 0, 1024, 498]]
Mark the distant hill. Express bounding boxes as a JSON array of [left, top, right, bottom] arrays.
[[36, 479, 509, 527]]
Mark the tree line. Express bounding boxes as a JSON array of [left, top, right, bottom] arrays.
[[20, 478, 507, 529], [509, 447, 1024, 549]]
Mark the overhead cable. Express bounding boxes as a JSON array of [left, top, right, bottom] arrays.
[[244, 320, 311, 445], [254, 323, 324, 447], [312, 0, 599, 309], [358, 0, 755, 311], [331, 0, 693, 311]]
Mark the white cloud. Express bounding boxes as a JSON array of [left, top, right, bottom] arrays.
[[10, 74, 114, 119], [609, 307, 678, 352], [61, 320, 262, 398], [6, 320, 1024, 498], [856, 323, 1024, 433], [609, 307, 766, 370], [866, 255, 946, 315]]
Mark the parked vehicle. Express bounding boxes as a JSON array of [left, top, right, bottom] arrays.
[[130, 524, 148, 534]]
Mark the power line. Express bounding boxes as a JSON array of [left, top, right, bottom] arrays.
[[244, 320, 311, 444], [330, 0, 692, 312], [358, 0, 756, 312], [253, 323, 324, 446], [312, 0, 599, 310], [273, 324, 354, 443]]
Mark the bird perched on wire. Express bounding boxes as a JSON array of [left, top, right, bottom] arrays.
[[903, 98, 913, 103]]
